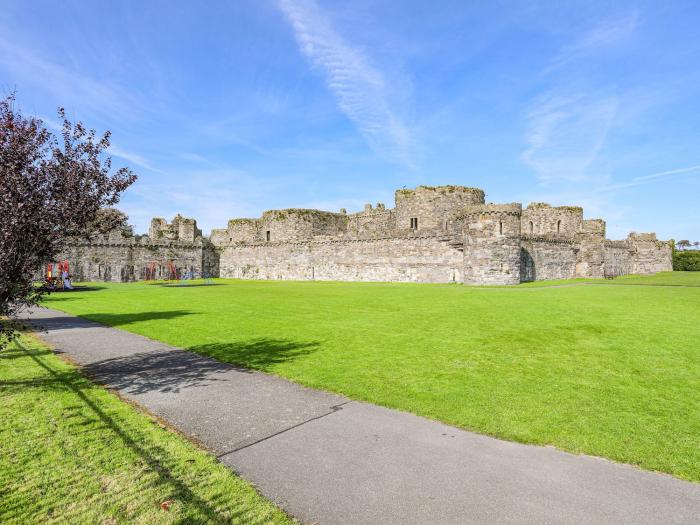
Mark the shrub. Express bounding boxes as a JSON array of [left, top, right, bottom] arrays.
[[673, 251, 700, 271]]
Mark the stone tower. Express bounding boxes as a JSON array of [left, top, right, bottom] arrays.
[[461, 203, 522, 285]]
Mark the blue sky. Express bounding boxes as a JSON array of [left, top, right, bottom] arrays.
[[2, 0, 699, 240]]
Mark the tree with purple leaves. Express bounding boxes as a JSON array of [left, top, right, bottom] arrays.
[[0, 95, 136, 346]]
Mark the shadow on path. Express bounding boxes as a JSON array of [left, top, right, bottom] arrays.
[[85, 350, 239, 394], [77, 339, 320, 395], [12, 341, 266, 524], [188, 339, 320, 372]]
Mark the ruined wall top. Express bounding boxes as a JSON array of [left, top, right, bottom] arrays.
[[148, 214, 202, 243], [394, 185, 486, 202], [459, 203, 522, 218], [205, 184, 668, 248]]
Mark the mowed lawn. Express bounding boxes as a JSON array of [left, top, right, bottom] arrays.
[[41, 272, 700, 482], [0, 337, 293, 524]]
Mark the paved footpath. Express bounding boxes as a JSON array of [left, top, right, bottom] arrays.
[[21, 307, 700, 524]]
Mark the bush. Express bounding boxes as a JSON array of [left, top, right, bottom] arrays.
[[673, 251, 700, 271]]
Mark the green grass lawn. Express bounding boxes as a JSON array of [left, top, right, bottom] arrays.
[[0, 337, 293, 524], [41, 272, 700, 482]]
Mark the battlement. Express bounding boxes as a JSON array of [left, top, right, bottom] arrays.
[[459, 203, 522, 218], [628, 232, 658, 242], [583, 219, 606, 236], [149, 214, 201, 243], [58, 184, 672, 286], [395, 185, 485, 200], [522, 203, 583, 237]]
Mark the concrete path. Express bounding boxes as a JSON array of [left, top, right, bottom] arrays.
[[20, 307, 700, 524]]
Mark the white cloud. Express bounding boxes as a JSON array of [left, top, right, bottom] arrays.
[[544, 12, 640, 73], [278, 0, 415, 167], [595, 164, 700, 192], [521, 92, 618, 184], [0, 37, 140, 121], [108, 145, 164, 174]]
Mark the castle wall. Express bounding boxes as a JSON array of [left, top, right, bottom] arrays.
[[520, 237, 578, 282], [219, 235, 463, 283], [346, 205, 395, 238], [462, 204, 522, 285], [394, 186, 485, 232], [59, 238, 211, 282], [522, 204, 583, 237], [604, 242, 633, 276], [627, 234, 673, 274], [53, 185, 673, 286], [56, 215, 218, 282]]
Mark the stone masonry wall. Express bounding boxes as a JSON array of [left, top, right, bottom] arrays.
[[628, 233, 673, 274], [394, 186, 485, 232], [461, 204, 522, 285], [54, 185, 673, 286], [56, 215, 218, 282], [521, 237, 578, 282], [219, 235, 463, 283], [59, 238, 209, 282], [604, 242, 633, 276], [521, 203, 583, 237]]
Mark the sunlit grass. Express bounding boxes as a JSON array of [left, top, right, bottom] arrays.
[[42, 272, 700, 482], [0, 337, 293, 524]]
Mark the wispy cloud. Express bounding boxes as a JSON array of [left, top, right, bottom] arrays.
[[596, 164, 700, 192], [521, 92, 618, 183], [33, 111, 162, 174], [0, 35, 141, 122], [522, 12, 643, 184], [278, 0, 414, 166], [108, 145, 164, 174], [544, 12, 640, 73]]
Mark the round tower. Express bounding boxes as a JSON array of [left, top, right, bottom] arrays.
[[460, 203, 522, 285], [394, 185, 486, 232]]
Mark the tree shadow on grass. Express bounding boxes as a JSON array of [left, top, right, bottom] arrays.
[[81, 310, 196, 328], [24, 310, 194, 332], [70, 339, 320, 395], [187, 339, 321, 373], [11, 343, 277, 524]]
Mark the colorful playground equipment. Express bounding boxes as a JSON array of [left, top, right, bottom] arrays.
[[144, 261, 158, 281], [143, 260, 213, 285], [46, 261, 73, 290]]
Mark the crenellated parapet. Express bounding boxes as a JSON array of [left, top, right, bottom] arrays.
[[56, 183, 672, 285], [522, 203, 583, 237], [394, 185, 485, 232], [149, 214, 202, 243]]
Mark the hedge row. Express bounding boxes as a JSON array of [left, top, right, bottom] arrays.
[[673, 251, 700, 271]]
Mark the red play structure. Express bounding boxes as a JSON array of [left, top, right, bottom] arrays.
[[144, 260, 180, 281], [166, 261, 179, 281], [46, 261, 72, 289], [144, 261, 159, 281]]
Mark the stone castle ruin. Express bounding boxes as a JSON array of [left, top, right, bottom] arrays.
[[59, 185, 672, 285]]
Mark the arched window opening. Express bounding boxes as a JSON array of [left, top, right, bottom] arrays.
[[557, 220, 561, 234], [529, 221, 534, 234]]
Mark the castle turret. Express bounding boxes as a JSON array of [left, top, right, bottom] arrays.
[[394, 185, 485, 232], [576, 219, 606, 278], [460, 203, 522, 285]]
